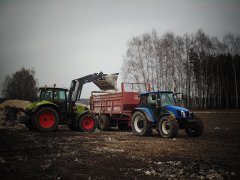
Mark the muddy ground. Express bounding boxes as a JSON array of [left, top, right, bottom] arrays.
[[0, 112, 240, 179]]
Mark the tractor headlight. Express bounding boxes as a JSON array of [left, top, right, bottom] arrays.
[[181, 111, 186, 118]]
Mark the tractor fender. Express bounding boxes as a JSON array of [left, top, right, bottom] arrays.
[[76, 110, 91, 120], [132, 107, 157, 123], [31, 102, 61, 118], [28, 101, 59, 112], [183, 117, 202, 127]]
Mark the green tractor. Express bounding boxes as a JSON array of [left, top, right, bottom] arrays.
[[6, 72, 118, 132]]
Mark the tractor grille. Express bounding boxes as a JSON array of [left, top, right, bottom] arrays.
[[176, 110, 190, 118]]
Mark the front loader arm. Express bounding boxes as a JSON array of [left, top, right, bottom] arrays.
[[67, 72, 119, 113], [68, 72, 106, 103]]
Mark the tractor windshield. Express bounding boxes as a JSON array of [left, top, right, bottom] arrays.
[[159, 92, 175, 106], [39, 89, 53, 101]]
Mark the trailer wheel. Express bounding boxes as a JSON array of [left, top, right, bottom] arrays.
[[131, 111, 151, 136], [79, 114, 96, 132], [34, 107, 59, 132], [98, 115, 110, 131], [185, 118, 204, 137], [158, 116, 178, 138]]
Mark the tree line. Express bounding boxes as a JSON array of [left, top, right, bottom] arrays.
[[122, 29, 240, 109]]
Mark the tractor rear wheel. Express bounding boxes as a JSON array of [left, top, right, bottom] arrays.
[[131, 111, 152, 136], [34, 107, 59, 132], [158, 116, 179, 138], [79, 114, 96, 132], [98, 115, 111, 131], [185, 118, 204, 137]]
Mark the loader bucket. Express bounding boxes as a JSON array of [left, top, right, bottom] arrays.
[[93, 74, 118, 90]]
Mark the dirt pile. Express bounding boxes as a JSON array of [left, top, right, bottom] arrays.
[[0, 100, 31, 110]]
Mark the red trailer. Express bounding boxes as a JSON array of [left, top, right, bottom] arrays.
[[90, 82, 150, 130]]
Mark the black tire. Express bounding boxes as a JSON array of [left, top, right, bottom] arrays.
[[78, 114, 96, 132], [185, 118, 204, 137], [98, 115, 111, 131], [34, 107, 59, 132], [158, 116, 179, 138], [118, 123, 131, 131], [131, 111, 152, 136]]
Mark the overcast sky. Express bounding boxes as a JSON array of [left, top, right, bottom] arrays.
[[0, 0, 240, 98]]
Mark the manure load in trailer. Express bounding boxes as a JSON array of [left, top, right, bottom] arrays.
[[93, 74, 118, 91]]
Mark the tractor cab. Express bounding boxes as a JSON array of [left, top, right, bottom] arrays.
[[140, 91, 190, 121], [139, 91, 175, 120], [38, 87, 69, 117], [39, 87, 68, 102]]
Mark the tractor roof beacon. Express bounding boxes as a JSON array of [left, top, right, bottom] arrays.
[[14, 72, 118, 132]]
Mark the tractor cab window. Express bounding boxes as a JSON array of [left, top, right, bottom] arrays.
[[159, 92, 175, 107], [40, 89, 53, 101], [140, 95, 147, 106], [147, 93, 158, 105], [54, 90, 66, 101], [39, 90, 44, 100]]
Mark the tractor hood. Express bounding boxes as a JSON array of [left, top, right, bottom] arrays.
[[165, 105, 188, 112], [26, 100, 56, 111], [75, 102, 89, 113], [93, 73, 118, 91], [165, 105, 189, 119]]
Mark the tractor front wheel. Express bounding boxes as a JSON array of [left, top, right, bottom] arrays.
[[34, 107, 59, 132], [185, 118, 204, 137], [79, 114, 96, 132], [131, 111, 152, 136], [158, 116, 179, 138]]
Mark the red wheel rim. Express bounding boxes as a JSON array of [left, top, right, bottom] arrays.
[[82, 116, 94, 130], [39, 112, 55, 129]]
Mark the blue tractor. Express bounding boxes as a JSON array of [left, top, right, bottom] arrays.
[[131, 91, 203, 138]]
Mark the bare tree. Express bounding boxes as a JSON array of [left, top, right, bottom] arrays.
[[2, 67, 38, 101], [223, 33, 240, 109]]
